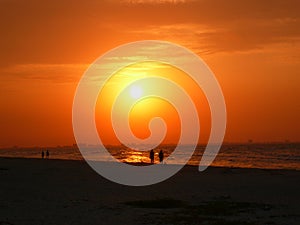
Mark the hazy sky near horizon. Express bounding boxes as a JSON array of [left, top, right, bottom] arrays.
[[0, 0, 299, 147]]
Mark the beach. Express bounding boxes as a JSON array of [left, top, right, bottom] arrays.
[[0, 157, 299, 225]]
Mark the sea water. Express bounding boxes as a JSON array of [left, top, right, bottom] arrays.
[[0, 143, 299, 170]]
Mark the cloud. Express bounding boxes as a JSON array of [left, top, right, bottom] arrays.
[[115, 0, 300, 53], [0, 0, 299, 68], [120, 0, 191, 4], [201, 18, 300, 53], [0, 64, 88, 83]]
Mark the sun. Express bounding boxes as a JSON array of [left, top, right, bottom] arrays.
[[130, 85, 143, 99]]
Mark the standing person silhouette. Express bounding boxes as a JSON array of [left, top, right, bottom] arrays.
[[46, 150, 49, 159], [159, 150, 164, 163], [41, 151, 44, 159], [150, 149, 154, 164]]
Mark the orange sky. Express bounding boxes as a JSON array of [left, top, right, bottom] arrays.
[[0, 0, 299, 147]]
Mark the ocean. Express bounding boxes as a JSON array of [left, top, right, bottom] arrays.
[[0, 143, 299, 170]]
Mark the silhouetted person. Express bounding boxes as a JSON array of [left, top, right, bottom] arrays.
[[159, 150, 164, 163], [41, 151, 44, 159], [46, 150, 49, 159], [150, 149, 154, 164]]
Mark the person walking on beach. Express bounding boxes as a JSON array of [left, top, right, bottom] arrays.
[[159, 150, 164, 163], [41, 151, 44, 159], [46, 150, 49, 159], [150, 149, 154, 164]]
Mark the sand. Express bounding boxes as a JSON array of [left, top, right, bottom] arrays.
[[0, 157, 299, 225]]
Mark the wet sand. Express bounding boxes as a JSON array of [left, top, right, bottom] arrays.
[[0, 157, 299, 225]]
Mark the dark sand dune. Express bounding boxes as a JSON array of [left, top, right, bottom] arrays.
[[0, 157, 299, 225]]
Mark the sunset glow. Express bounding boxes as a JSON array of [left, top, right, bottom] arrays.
[[0, 0, 299, 147], [94, 60, 209, 145], [130, 86, 143, 99]]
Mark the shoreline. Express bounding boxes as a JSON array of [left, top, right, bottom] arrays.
[[1, 156, 299, 172], [1, 142, 299, 172]]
